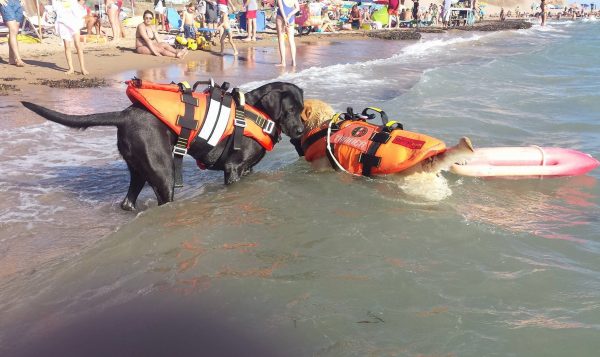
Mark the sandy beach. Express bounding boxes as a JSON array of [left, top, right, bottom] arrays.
[[0, 15, 398, 95], [1, 4, 533, 96]]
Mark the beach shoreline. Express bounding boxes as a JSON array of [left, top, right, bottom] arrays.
[[1, 19, 532, 96]]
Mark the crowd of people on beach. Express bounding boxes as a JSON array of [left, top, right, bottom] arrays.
[[2, 0, 600, 74]]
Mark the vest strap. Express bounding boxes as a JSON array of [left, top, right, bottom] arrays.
[[359, 130, 390, 176], [246, 110, 275, 135], [232, 90, 246, 151], [173, 84, 199, 187]]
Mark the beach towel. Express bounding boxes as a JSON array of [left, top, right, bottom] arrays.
[[165, 7, 181, 31]]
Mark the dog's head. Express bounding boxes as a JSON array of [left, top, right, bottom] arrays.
[[301, 99, 335, 130], [245, 82, 305, 140]]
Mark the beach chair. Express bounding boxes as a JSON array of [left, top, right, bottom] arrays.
[[228, 13, 242, 35], [24, 5, 56, 36]]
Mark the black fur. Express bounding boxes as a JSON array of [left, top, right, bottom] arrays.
[[22, 82, 304, 211]]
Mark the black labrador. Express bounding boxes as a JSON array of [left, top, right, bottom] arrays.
[[22, 82, 305, 211]]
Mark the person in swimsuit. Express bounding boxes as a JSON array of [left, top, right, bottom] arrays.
[[105, 0, 120, 41], [182, 2, 197, 39], [0, 0, 26, 66], [216, 10, 238, 55], [540, 0, 546, 26], [275, 0, 299, 67], [136, 11, 188, 58]]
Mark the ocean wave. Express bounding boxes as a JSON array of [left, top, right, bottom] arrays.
[[241, 34, 487, 95]]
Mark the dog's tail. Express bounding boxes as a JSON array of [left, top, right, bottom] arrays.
[[22, 101, 125, 129]]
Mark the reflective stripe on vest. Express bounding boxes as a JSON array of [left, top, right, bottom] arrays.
[[125, 80, 275, 151]]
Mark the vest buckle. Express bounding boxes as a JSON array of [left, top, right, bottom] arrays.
[[263, 120, 275, 135], [234, 118, 246, 128]]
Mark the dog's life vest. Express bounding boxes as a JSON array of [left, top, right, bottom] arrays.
[[125, 80, 276, 152], [301, 118, 447, 176]]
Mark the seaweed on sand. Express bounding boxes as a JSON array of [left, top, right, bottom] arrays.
[[35, 77, 109, 88], [367, 30, 422, 40], [0, 83, 19, 96]]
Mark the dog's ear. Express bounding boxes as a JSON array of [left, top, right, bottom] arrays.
[[301, 103, 313, 123]]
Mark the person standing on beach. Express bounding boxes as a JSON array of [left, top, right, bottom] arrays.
[[182, 2, 197, 39], [105, 0, 121, 40], [388, 0, 400, 29], [442, 0, 451, 27], [197, 0, 206, 25], [0, 0, 26, 67], [242, 0, 258, 41], [54, 0, 89, 75], [540, 0, 547, 26], [153, 0, 167, 31], [412, 0, 419, 26], [205, 0, 218, 29], [275, 0, 299, 67], [216, 10, 238, 55]]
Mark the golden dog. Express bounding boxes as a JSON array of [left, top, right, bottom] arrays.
[[300, 99, 474, 200]]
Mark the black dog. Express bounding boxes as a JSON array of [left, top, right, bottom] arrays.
[[22, 82, 305, 211]]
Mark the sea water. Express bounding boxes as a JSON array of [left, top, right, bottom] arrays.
[[1, 20, 599, 356]]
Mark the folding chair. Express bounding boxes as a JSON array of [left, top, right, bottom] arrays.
[[228, 13, 242, 34], [23, 5, 56, 36]]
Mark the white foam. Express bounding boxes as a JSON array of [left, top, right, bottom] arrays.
[[241, 34, 487, 92], [394, 172, 453, 202]]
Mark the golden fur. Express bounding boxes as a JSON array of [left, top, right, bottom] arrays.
[[301, 99, 336, 130]]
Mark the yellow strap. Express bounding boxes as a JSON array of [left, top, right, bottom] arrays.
[[331, 113, 343, 124], [365, 106, 383, 113]]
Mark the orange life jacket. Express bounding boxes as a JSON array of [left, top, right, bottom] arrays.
[[125, 80, 276, 151], [301, 119, 447, 176]]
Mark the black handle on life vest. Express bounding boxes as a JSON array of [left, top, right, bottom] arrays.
[[361, 107, 389, 125], [192, 78, 215, 92], [344, 107, 369, 121]]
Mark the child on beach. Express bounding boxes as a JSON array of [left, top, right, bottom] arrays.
[[242, 0, 258, 41], [216, 11, 238, 55], [54, 0, 89, 75], [182, 2, 197, 39]]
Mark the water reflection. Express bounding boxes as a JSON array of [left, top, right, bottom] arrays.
[[457, 176, 599, 243]]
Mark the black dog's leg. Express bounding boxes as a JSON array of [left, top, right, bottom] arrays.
[[222, 144, 265, 185], [121, 164, 146, 211], [224, 162, 246, 185], [117, 113, 177, 207]]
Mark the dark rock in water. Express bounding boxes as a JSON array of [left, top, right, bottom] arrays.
[[457, 20, 532, 32], [417, 28, 445, 34], [0, 83, 19, 96], [1, 77, 25, 82], [367, 30, 421, 40], [35, 78, 109, 88]]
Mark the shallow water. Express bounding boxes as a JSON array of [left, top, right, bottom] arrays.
[[1, 20, 599, 356]]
